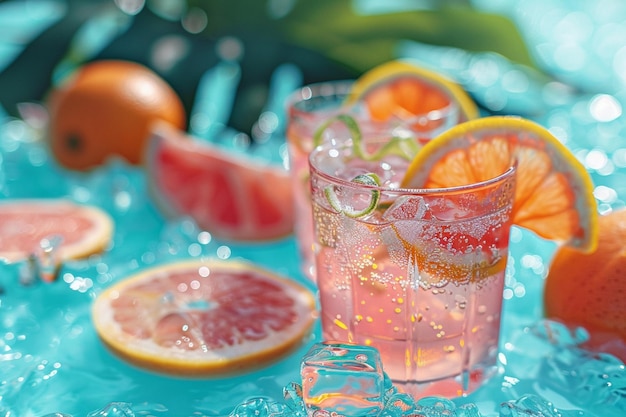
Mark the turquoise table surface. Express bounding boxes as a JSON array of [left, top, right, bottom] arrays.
[[1, 1, 625, 416]]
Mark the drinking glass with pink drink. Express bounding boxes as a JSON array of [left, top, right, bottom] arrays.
[[286, 81, 461, 281], [308, 135, 516, 398]]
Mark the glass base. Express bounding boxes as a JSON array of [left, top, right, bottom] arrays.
[[393, 364, 500, 399]]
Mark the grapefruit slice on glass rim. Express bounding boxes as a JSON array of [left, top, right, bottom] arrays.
[[145, 122, 294, 242], [401, 115, 598, 253], [345, 59, 479, 130], [0, 199, 113, 265], [92, 259, 317, 376], [354, 116, 598, 287]]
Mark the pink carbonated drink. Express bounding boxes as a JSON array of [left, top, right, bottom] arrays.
[[286, 81, 353, 280], [308, 137, 516, 398], [286, 81, 460, 281]]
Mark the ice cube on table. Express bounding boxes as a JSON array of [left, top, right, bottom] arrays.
[[301, 342, 385, 417]]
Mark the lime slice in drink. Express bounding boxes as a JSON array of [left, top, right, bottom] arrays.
[[324, 173, 381, 218]]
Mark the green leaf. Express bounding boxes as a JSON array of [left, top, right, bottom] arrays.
[[275, 2, 538, 72]]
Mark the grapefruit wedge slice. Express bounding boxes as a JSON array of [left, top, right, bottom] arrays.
[[145, 123, 294, 242], [92, 259, 317, 376], [0, 199, 113, 264]]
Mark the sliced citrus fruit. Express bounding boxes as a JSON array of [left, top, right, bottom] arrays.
[[345, 60, 479, 128], [144, 122, 294, 242], [388, 223, 510, 286], [324, 173, 382, 218], [0, 199, 113, 264], [378, 166, 515, 287], [92, 259, 317, 376], [544, 209, 626, 361], [401, 116, 598, 253]]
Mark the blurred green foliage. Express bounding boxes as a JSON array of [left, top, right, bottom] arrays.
[[0, 0, 536, 129], [190, 0, 536, 72]]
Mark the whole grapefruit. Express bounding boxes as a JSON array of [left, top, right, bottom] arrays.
[[46, 60, 186, 170], [544, 208, 626, 360]]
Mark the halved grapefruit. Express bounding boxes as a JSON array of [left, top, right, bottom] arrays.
[[0, 199, 113, 264], [92, 259, 317, 376], [145, 122, 294, 242], [544, 208, 626, 362]]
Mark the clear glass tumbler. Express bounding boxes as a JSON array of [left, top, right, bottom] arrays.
[[286, 80, 460, 281], [308, 136, 516, 398]]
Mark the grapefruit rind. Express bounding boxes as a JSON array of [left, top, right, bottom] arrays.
[[401, 116, 598, 253], [0, 199, 113, 264], [543, 209, 626, 360], [91, 259, 317, 376], [345, 60, 479, 122], [144, 122, 294, 242], [48, 60, 187, 170]]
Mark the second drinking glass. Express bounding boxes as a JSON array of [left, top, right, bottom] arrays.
[[286, 80, 461, 281]]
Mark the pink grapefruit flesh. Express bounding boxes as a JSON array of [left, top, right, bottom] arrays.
[[92, 259, 317, 376], [0, 199, 113, 264], [144, 123, 294, 242]]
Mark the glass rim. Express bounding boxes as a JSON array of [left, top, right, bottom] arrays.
[[286, 79, 461, 124], [286, 79, 354, 108], [309, 142, 518, 195]]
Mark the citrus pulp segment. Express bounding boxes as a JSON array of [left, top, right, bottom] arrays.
[[345, 59, 479, 125], [47, 60, 186, 170], [0, 199, 113, 264], [91, 259, 317, 376], [144, 122, 294, 242], [389, 221, 509, 285], [400, 116, 598, 253]]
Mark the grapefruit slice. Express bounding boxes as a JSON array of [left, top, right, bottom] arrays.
[[145, 122, 294, 242], [92, 259, 317, 376], [401, 116, 598, 253], [345, 60, 479, 128], [0, 199, 113, 264]]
